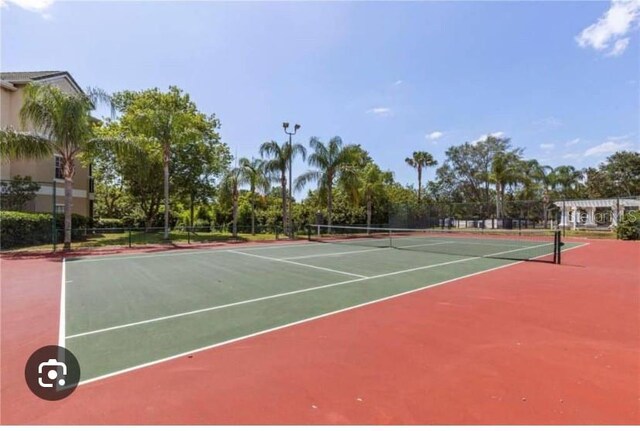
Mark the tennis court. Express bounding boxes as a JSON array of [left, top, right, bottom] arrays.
[[63, 227, 584, 384]]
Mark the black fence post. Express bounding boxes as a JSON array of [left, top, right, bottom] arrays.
[[51, 181, 57, 252]]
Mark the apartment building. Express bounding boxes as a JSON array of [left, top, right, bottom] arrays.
[[0, 71, 94, 218]]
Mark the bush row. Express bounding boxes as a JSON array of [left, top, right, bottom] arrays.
[[0, 211, 90, 249], [616, 210, 640, 240]]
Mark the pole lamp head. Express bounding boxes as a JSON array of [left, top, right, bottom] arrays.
[[294, 124, 301, 132], [282, 122, 289, 131]]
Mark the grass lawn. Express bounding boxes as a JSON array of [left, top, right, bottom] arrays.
[[6, 229, 282, 253]]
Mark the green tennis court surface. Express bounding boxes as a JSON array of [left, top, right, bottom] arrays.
[[64, 233, 583, 383]]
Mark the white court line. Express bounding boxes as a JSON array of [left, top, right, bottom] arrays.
[[58, 258, 66, 348], [67, 254, 481, 339], [283, 241, 454, 260], [66, 241, 553, 340], [76, 242, 590, 386], [227, 250, 367, 278]]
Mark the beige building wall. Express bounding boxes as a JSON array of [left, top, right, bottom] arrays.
[[0, 74, 93, 217]]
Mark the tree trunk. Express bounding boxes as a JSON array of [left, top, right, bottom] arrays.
[[417, 166, 422, 203], [327, 184, 333, 231], [232, 190, 238, 238], [495, 183, 501, 220], [281, 173, 287, 236], [366, 196, 372, 234], [251, 185, 256, 236], [63, 176, 73, 250], [163, 144, 170, 241]]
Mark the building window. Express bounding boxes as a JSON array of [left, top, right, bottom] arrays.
[[55, 204, 65, 214], [55, 156, 64, 180]]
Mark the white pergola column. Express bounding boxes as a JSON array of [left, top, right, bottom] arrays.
[[559, 204, 569, 227], [571, 206, 578, 230], [610, 204, 619, 228], [585, 206, 597, 228]]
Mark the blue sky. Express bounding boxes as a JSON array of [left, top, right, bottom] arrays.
[[2, 0, 639, 193]]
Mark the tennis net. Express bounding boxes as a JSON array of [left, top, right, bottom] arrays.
[[307, 224, 563, 264]]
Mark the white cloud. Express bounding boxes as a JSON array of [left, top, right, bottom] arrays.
[[540, 143, 555, 150], [576, 0, 640, 56], [393, 80, 403, 86], [427, 131, 443, 140], [608, 37, 630, 56], [607, 133, 632, 141], [2, 0, 54, 11], [366, 107, 392, 117], [472, 131, 504, 144], [565, 138, 581, 147], [562, 152, 581, 160], [584, 140, 630, 156], [533, 117, 562, 129], [2, 0, 54, 17]]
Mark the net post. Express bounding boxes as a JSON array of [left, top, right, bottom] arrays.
[[554, 230, 562, 265]]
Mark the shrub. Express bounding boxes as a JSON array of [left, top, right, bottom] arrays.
[[616, 210, 640, 240], [94, 218, 125, 229], [0, 211, 91, 249], [0, 211, 52, 249]]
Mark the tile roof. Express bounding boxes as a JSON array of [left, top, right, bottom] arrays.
[[0, 71, 84, 94], [0, 71, 66, 81]]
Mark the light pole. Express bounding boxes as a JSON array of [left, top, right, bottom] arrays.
[[283, 122, 300, 238]]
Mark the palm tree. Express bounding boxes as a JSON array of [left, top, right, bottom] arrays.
[[405, 151, 437, 203], [238, 157, 269, 235], [553, 165, 583, 198], [523, 160, 555, 227], [490, 151, 521, 219], [357, 163, 392, 233], [295, 136, 360, 228], [222, 167, 242, 238], [260, 140, 306, 234], [0, 83, 126, 250]]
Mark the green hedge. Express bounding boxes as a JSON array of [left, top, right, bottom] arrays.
[[94, 218, 125, 229], [0, 211, 90, 249], [616, 210, 640, 240]]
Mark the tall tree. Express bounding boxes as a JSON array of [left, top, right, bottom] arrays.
[[584, 151, 640, 198], [489, 151, 521, 218], [110, 86, 222, 240], [435, 135, 513, 217], [553, 165, 584, 198], [356, 163, 393, 232], [221, 166, 243, 237], [238, 157, 270, 235], [172, 138, 231, 228], [295, 136, 360, 228], [260, 140, 306, 234], [517, 159, 555, 227], [404, 151, 437, 203], [0, 83, 129, 249]]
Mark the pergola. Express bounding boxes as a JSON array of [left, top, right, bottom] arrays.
[[555, 198, 640, 229]]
